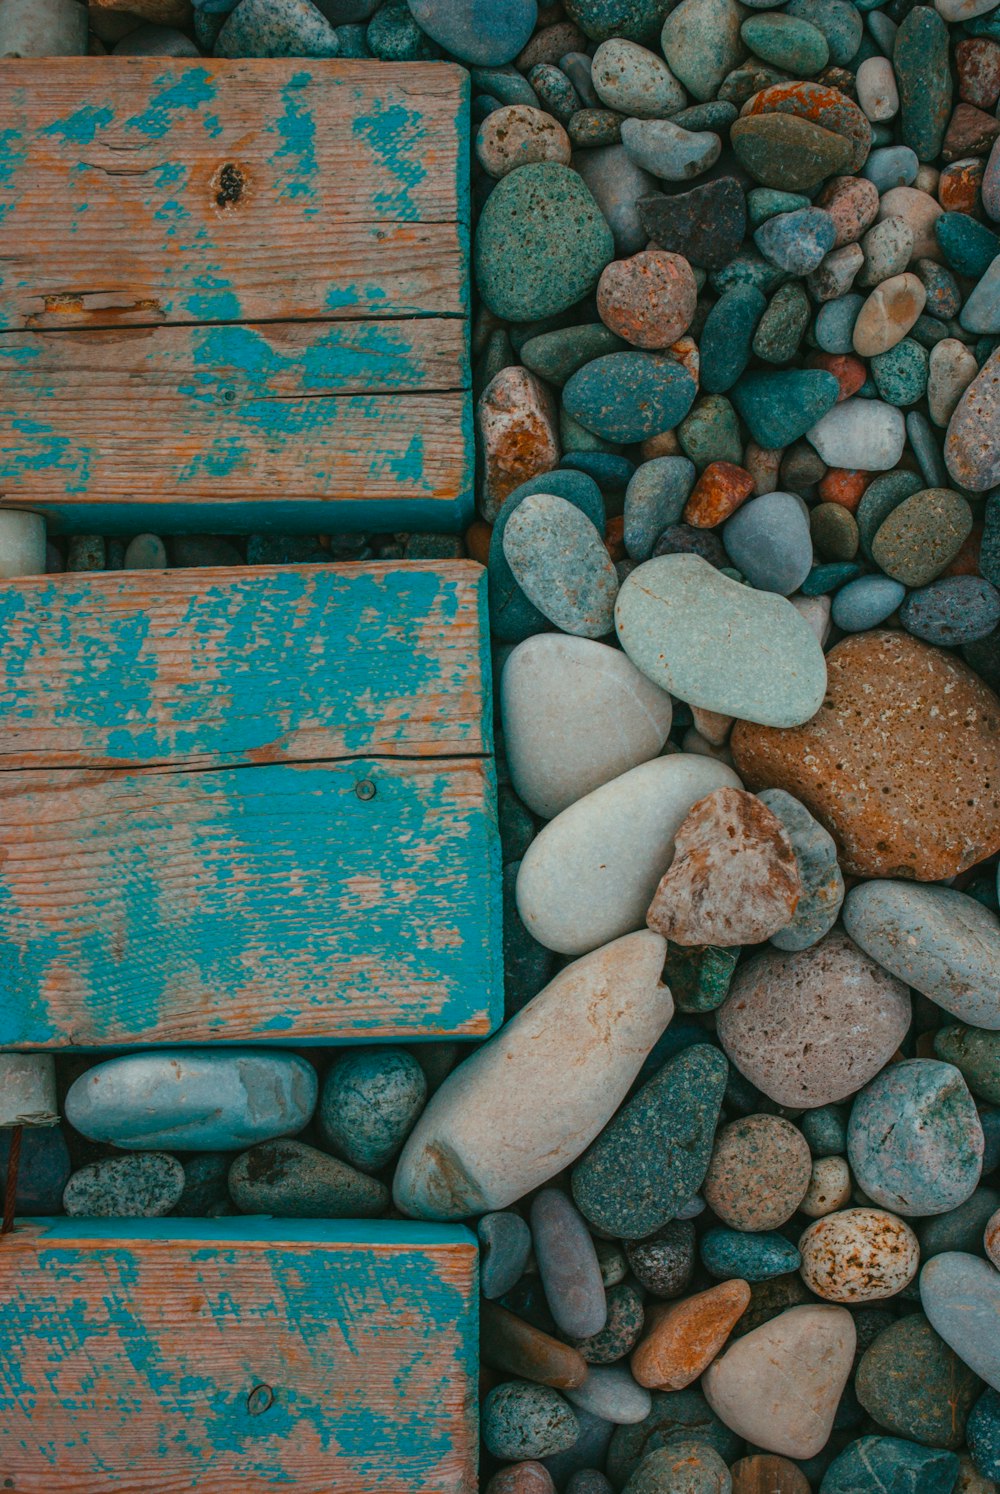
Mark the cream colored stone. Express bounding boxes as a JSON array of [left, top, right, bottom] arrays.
[[877, 186, 943, 261], [929, 338, 980, 427], [852, 273, 926, 356], [0, 510, 46, 577], [856, 56, 898, 122], [800, 1157, 853, 1218], [799, 1207, 920, 1302]]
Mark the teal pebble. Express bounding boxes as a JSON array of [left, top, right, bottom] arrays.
[[871, 339, 929, 406], [478, 1209, 533, 1298], [215, 0, 341, 56], [699, 285, 767, 394], [856, 470, 923, 561], [482, 1381, 580, 1460], [606, 1389, 744, 1488], [563, 352, 698, 444], [472, 65, 540, 108], [741, 13, 830, 74], [624, 457, 696, 561], [802, 562, 862, 595], [820, 1436, 959, 1493], [918, 1187, 1000, 1259], [710, 251, 787, 297], [0, 1127, 70, 1214], [786, 0, 862, 63], [815, 294, 864, 355], [747, 188, 812, 229], [894, 4, 952, 162], [562, 452, 636, 489], [528, 64, 581, 123], [731, 369, 840, 448], [900, 576, 1000, 647], [334, 23, 370, 55], [968, 1389, 1000, 1482], [802, 1104, 849, 1156], [565, 0, 673, 44], [700, 1227, 801, 1281], [521, 324, 627, 386], [366, 1, 439, 58], [832, 575, 906, 631], [862, 145, 919, 193], [673, 101, 738, 132], [318, 1047, 427, 1172], [936, 213, 1000, 280]]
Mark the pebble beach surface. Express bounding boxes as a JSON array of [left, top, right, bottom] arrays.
[[5, 0, 1000, 1490]]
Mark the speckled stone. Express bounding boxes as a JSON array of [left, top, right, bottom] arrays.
[[847, 1060, 984, 1219], [855, 1312, 983, 1448], [759, 789, 844, 951], [703, 1114, 812, 1230], [63, 1153, 185, 1218], [605, 1388, 744, 1488], [624, 457, 696, 561], [799, 1208, 921, 1303], [485, 1464, 557, 1494], [622, 1441, 733, 1493], [662, 942, 739, 1014], [480, 1210, 533, 1298], [731, 631, 1000, 881], [64, 1049, 318, 1151], [477, 366, 560, 523], [702, 1304, 856, 1460], [503, 492, 618, 638], [903, 576, 1000, 647], [475, 163, 614, 322], [871, 487, 973, 586], [476, 106, 572, 178], [615, 553, 827, 728], [597, 251, 697, 349], [660, 0, 745, 101], [821, 1436, 960, 1494], [967, 1390, 1000, 1484], [482, 1381, 581, 1461], [625, 1221, 696, 1298], [590, 37, 684, 114], [895, 4, 952, 162], [532, 1188, 607, 1340], [318, 1047, 426, 1171], [489, 470, 604, 642], [632, 1281, 751, 1392], [567, 1281, 646, 1365], [921, 1252, 1000, 1391], [563, 352, 698, 445], [843, 882, 1000, 1032], [717, 930, 911, 1108], [215, 0, 341, 56], [700, 1228, 802, 1281], [800, 1155, 852, 1218], [228, 1139, 388, 1216], [933, 1026, 1000, 1105], [945, 345, 1000, 493], [802, 1105, 848, 1157], [571, 1044, 727, 1237]]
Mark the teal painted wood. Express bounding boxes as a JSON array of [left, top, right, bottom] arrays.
[[0, 563, 503, 1047], [0, 1218, 478, 1493], [0, 58, 472, 532]]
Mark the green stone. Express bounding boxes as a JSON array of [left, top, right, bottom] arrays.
[[811, 502, 859, 560], [520, 324, 627, 386], [871, 338, 930, 406], [664, 943, 740, 1013], [752, 281, 811, 364], [786, 0, 863, 64], [934, 1025, 1000, 1104], [741, 13, 829, 75], [710, 251, 787, 297], [661, 0, 746, 101], [677, 394, 743, 469], [731, 368, 840, 448], [871, 487, 973, 586], [894, 5, 952, 162], [935, 213, 1000, 281], [855, 1313, 983, 1449], [474, 162, 615, 322], [857, 470, 924, 560], [700, 285, 767, 394], [747, 188, 812, 229], [731, 113, 853, 192]]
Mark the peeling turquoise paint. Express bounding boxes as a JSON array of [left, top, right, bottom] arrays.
[[0, 127, 26, 188], [40, 105, 115, 144], [352, 100, 428, 221], [267, 73, 318, 205], [124, 68, 217, 138]]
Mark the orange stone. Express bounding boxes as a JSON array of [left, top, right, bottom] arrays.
[[480, 1301, 589, 1391], [731, 630, 1000, 880], [938, 157, 985, 214], [631, 1279, 751, 1390], [817, 467, 869, 510], [477, 366, 559, 522], [604, 513, 627, 562], [597, 250, 698, 350], [684, 462, 755, 527], [809, 352, 867, 401]]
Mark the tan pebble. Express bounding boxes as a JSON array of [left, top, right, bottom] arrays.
[[799, 1207, 920, 1302], [877, 186, 943, 260], [799, 1156, 853, 1218], [703, 1114, 812, 1230], [631, 1278, 751, 1390], [680, 728, 737, 765], [476, 367, 560, 522], [701, 1304, 856, 1459], [929, 338, 980, 426], [476, 106, 572, 178], [640, 429, 681, 459], [597, 250, 698, 349], [691, 705, 735, 746], [945, 343, 1000, 492], [852, 272, 926, 356], [856, 56, 898, 122], [915, 164, 940, 196], [745, 441, 784, 495]]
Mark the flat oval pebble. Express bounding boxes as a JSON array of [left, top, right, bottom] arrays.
[[63, 1153, 185, 1218], [901, 577, 1000, 648], [807, 397, 906, 471], [531, 1188, 607, 1340], [847, 1059, 984, 1218], [563, 352, 698, 444], [483, 1381, 581, 1461], [946, 345, 1000, 492], [504, 492, 619, 638], [480, 1211, 533, 1298], [700, 1227, 802, 1282], [515, 754, 740, 956], [717, 930, 911, 1107], [64, 1049, 318, 1151], [799, 1208, 921, 1303], [933, 1026, 1000, 1105], [800, 1155, 852, 1218], [843, 881, 1000, 1031], [615, 553, 826, 727], [722, 491, 813, 596], [631, 1280, 751, 1391], [855, 1311, 983, 1449], [703, 1114, 812, 1230], [228, 1138, 389, 1216], [318, 1046, 426, 1171], [407, 0, 536, 64], [590, 38, 686, 116], [871, 486, 973, 586], [920, 1252, 1000, 1390]]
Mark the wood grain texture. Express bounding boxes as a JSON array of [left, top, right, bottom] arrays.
[[0, 1218, 478, 1493], [0, 57, 469, 328], [0, 562, 502, 1047], [0, 562, 489, 770]]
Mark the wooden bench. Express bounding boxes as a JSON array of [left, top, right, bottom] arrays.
[[0, 57, 471, 533], [0, 560, 502, 1047], [0, 1218, 478, 1493]]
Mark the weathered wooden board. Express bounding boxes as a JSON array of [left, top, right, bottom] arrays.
[[0, 59, 472, 532], [0, 563, 502, 1047], [0, 1218, 478, 1493]]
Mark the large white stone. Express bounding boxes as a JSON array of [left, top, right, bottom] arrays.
[[516, 754, 741, 955], [393, 931, 672, 1220], [807, 397, 906, 470], [501, 634, 673, 820]]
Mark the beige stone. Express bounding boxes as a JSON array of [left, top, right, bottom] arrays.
[[799, 1207, 920, 1302]]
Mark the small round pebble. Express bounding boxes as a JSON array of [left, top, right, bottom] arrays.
[[702, 1114, 812, 1231], [318, 1047, 427, 1171], [799, 1207, 921, 1303]]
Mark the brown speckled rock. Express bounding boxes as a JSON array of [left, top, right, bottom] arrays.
[[730, 1455, 812, 1494], [646, 788, 801, 947], [702, 1115, 812, 1231], [630, 1279, 751, 1390], [701, 1303, 856, 1459], [731, 630, 1000, 880], [477, 366, 560, 522], [945, 344, 1000, 493], [476, 106, 572, 179], [485, 1461, 557, 1494], [597, 249, 697, 349], [799, 1207, 920, 1303], [716, 929, 911, 1107]]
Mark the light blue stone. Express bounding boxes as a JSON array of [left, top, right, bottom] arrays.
[[65, 1049, 318, 1151], [624, 457, 696, 562], [760, 789, 844, 951], [862, 145, 919, 193], [318, 1047, 427, 1171], [815, 294, 864, 354], [620, 117, 721, 181], [921, 1252, 1000, 1391], [479, 1210, 532, 1298], [216, 0, 341, 57], [722, 491, 813, 596], [786, 0, 862, 64], [754, 206, 836, 275], [961, 254, 1000, 336], [575, 145, 657, 256], [406, 0, 536, 64], [831, 575, 906, 631]]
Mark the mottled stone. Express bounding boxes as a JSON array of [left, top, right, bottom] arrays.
[[701, 1228, 802, 1282], [717, 931, 911, 1108], [503, 492, 618, 638], [478, 366, 560, 522], [571, 1044, 728, 1237], [731, 113, 853, 192], [407, 0, 536, 64], [476, 105, 572, 178], [847, 1060, 984, 1219], [702, 1304, 856, 1459], [703, 1114, 811, 1231], [871, 486, 973, 586], [646, 788, 800, 947], [485, 1464, 557, 1494], [63, 1153, 185, 1218], [318, 1046, 426, 1171], [731, 631, 1000, 881], [684, 463, 754, 528], [661, 0, 746, 101], [945, 345, 1000, 493], [567, 1282, 646, 1365], [921, 1252, 1000, 1391], [625, 1221, 696, 1298], [215, 0, 341, 57], [632, 1280, 750, 1391], [895, 5, 952, 162], [483, 1381, 580, 1461], [597, 251, 697, 349], [622, 1441, 733, 1493], [393, 932, 672, 1219], [799, 1208, 921, 1303], [563, 352, 697, 445], [759, 788, 844, 951], [625, 457, 696, 561], [606, 1389, 744, 1487], [590, 37, 685, 115], [800, 1156, 853, 1218], [228, 1138, 388, 1216], [855, 1312, 983, 1448], [933, 1027, 1000, 1105], [822, 1436, 960, 1494]]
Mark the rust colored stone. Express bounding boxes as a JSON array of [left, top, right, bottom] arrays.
[[942, 103, 1000, 163], [956, 37, 1000, 111], [684, 461, 755, 527], [465, 519, 493, 566], [938, 157, 985, 214], [631, 1279, 751, 1390], [741, 82, 872, 172], [646, 787, 801, 946], [480, 1301, 589, 1390], [485, 1462, 557, 1494], [604, 513, 627, 562], [809, 352, 867, 402], [817, 467, 869, 510], [731, 630, 1000, 880], [730, 1454, 812, 1494], [597, 250, 698, 350], [477, 367, 560, 522]]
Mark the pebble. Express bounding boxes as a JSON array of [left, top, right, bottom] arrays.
[[503, 492, 619, 637], [621, 1442, 733, 1493], [847, 1059, 984, 1218], [855, 1312, 983, 1448], [625, 1221, 696, 1298], [631, 1280, 751, 1391], [575, 144, 657, 256], [515, 754, 740, 956], [732, 369, 840, 450], [568, 1282, 646, 1365], [615, 553, 827, 728], [563, 352, 697, 444], [605, 1388, 743, 1487], [564, 1368, 651, 1428], [731, 113, 853, 193], [934, 1027, 1000, 1105], [871, 486, 973, 585], [946, 345, 1000, 493], [966, 1395, 1000, 1486], [407, 0, 537, 64], [660, 0, 745, 101], [64, 1049, 318, 1151], [485, 1466, 557, 1494], [639, 179, 747, 272], [759, 788, 844, 950], [620, 117, 722, 181], [531, 1188, 607, 1339], [393, 931, 672, 1218], [597, 250, 698, 348], [476, 106, 572, 177], [317, 1046, 426, 1171], [480, 1212, 533, 1299], [821, 1436, 960, 1494], [921, 1188, 1000, 1261], [701, 1304, 856, 1459], [228, 1138, 389, 1216], [571, 1043, 727, 1236], [483, 1382, 580, 1461], [731, 631, 1000, 880], [717, 930, 911, 1107], [702, 1114, 812, 1230], [722, 491, 813, 596], [800, 1155, 853, 1218], [590, 38, 685, 116], [701, 1228, 802, 1282], [646, 787, 802, 947], [63, 1153, 185, 1218], [684, 462, 754, 527], [798, 1208, 921, 1303], [921, 1252, 1000, 1391], [843, 881, 1000, 1031], [478, 366, 560, 521], [755, 207, 836, 276]]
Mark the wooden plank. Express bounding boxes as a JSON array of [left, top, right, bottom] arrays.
[[0, 562, 489, 770], [0, 1218, 478, 1494], [0, 756, 502, 1048], [0, 58, 470, 329]]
